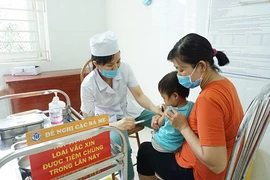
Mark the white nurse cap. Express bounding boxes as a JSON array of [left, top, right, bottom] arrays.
[[89, 31, 119, 56]]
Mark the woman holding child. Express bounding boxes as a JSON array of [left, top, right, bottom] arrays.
[[137, 33, 244, 180]]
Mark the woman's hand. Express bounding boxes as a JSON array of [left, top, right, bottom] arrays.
[[151, 114, 164, 130], [165, 106, 189, 132], [111, 117, 136, 131]]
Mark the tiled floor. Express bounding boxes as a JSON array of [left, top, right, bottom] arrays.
[[102, 127, 153, 180]]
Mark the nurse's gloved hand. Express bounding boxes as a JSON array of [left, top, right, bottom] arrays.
[[111, 117, 136, 131]]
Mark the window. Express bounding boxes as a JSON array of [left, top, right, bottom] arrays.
[[0, 0, 50, 63]]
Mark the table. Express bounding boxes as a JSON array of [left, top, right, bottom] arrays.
[[3, 69, 81, 113]]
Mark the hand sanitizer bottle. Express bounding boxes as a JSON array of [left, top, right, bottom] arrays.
[[49, 92, 63, 126]]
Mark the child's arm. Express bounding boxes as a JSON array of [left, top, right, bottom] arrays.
[[151, 114, 165, 130]]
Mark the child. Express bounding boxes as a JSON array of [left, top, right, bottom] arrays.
[[151, 71, 194, 153]]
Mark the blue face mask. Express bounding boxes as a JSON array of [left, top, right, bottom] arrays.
[[177, 64, 202, 89], [101, 68, 120, 78]]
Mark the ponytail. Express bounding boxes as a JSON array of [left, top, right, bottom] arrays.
[[215, 51, 229, 66]]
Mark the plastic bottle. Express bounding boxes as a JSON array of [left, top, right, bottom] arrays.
[[49, 92, 64, 126], [58, 98, 66, 121]]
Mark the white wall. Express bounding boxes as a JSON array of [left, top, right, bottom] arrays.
[[105, 0, 270, 179], [106, 0, 202, 105], [0, 0, 106, 118]]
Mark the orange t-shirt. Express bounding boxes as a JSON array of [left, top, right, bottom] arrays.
[[175, 78, 244, 180]]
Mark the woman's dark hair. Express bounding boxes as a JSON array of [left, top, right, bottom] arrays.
[[91, 54, 114, 69], [158, 71, 189, 98], [167, 33, 229, 71]]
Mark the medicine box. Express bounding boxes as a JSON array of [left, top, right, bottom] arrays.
[[11, 66, 41, 76]]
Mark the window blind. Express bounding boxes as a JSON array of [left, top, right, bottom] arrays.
[[0, 0, 50, 63]]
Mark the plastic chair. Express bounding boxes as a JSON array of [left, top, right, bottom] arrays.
[[80, 59, 145, 179], [226, 83, 270, 180]]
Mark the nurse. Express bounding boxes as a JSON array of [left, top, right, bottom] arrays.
[[80, 31, 161, 180]]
